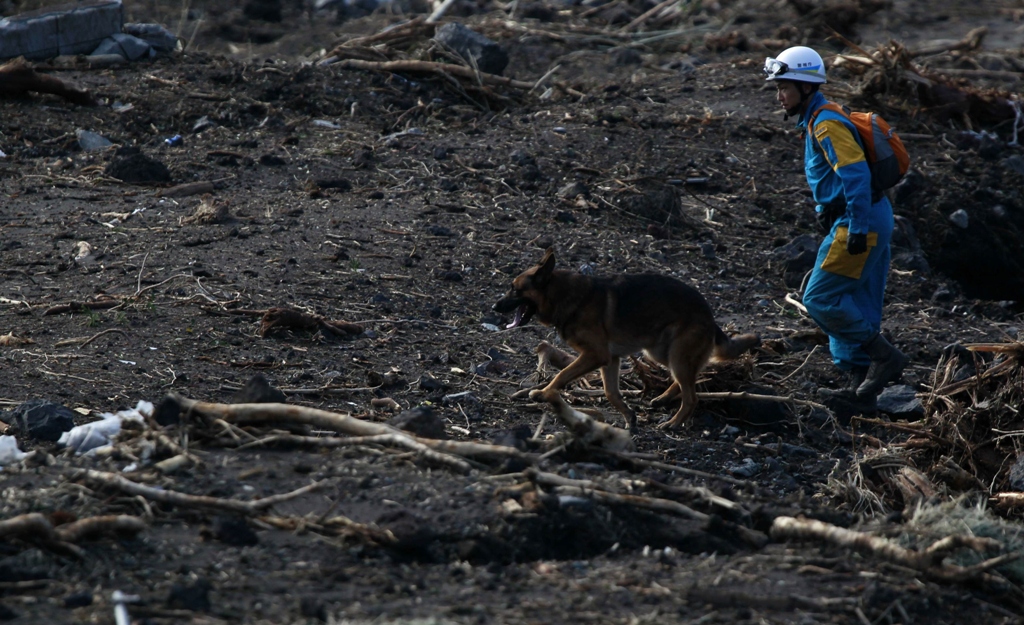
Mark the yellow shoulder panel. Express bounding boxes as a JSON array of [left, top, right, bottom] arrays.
[[814, 119, 866, 169]]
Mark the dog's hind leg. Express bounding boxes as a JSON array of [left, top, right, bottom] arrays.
[[651, 381, 680, 407], [600, 356, 637, 433], [657, 336, 711, 430]]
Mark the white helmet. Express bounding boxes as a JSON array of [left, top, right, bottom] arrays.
[[763, 46, 827, 84]]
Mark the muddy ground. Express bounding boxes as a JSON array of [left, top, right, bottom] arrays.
[[1, 0, 1024, 623]]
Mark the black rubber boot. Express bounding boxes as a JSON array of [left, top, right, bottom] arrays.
[[816, 366, 868, 401], [817, 366, 877, 416], [856, 333, 909, 398]]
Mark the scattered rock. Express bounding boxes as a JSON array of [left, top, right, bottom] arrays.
[[772, 234, 819, 289], [1002, 154, 1024, 176], [203, 516, 260, 546], [299, 596, 328, 622], [167, 577, 212, 612], [433, 22, 509, 76], [557, 181, 589, 199], [91, 33, 153, 61], [3, 399, 76, 442], [727, 458, 761, 478], [152, 395, 182, 427], [232, 374, 287, 404], [104, 147, 172, 183], [389, 406, 447, 439], [876, 384, 924, 418], [609, 47, 643, 66], [948, 209, 969, 229], [62, 592, 94, 609]]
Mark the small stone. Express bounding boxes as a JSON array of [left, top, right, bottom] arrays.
[[167, 578, 212, 612], [204, 516, 259, 546], [389, 406, 447, 439], [948, 209, 969, 229], [876, 384, 924, 418], [232, 374, 287, 404]]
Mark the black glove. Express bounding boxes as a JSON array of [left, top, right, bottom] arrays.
[[815, 203, 845, 234], [846, 232, 868, 255]]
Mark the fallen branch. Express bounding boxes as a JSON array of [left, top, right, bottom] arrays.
[[259, 514, 396, 545], [529, 469, 767, 547], [598, 448, 756, 489], [54, 515, 147, 543], [71, 469, 326, 515], [54, 328, 129, 348], [43, 298, 122, 316], [535, 390, 635, 452], [771, 516, 1017, 583], [991, 492, 1024, 510], [330, 59, 535, 90], [259, 307, 363, 338], [0, 57, 96, 105], [908, 27, 988, 58], [170, 393, 531, 470], [529, 469, 708, 521], [157, 181, 216, 198], [0, 512, 146, 559]]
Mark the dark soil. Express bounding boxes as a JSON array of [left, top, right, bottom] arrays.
[[1, 0, 1024, 623]]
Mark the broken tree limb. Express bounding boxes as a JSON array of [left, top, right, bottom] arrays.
[[0, 512, 59, 543], [157, 181, 216, 198], [599, 448, 756, 489], [331, 59, 536, 90], [528, 470, 767, 547], [70, 469, 326, 515], [0, 512, 144, 558], [991, 492, 1024, 510], [170, 393, 532, 470], [533, 390, 635, 452], [43, 298, 122, 316], [529, 469, 708, 522], [771, 516, 1017, 582], [0, 57, 96, 105], [908, 27, 988, 58], [427, 0, 458, 23], [259, 514, 396, 545], [54, 515, 147, 543], [259, 307, 363, 338]]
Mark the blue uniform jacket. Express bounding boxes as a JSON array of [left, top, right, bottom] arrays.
[[799, 91, 877, 235]]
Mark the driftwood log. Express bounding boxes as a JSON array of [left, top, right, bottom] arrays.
[[0, 57, 95, 105], [771, 516, 1018, 583], [169, 393, 535, 472]]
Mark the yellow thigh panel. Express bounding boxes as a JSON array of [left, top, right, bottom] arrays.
[[820, 226, 878, 279]]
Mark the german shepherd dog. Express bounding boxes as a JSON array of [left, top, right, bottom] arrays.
[[494, 249, 760, 432]]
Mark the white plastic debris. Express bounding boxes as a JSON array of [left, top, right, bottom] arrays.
[[0, 436, 27, 466], [58, 400, 152, 455]]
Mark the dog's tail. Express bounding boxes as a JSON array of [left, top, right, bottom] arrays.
[[711, 327, 760, 362]]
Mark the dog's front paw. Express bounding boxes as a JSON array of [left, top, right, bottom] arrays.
[[528, 389, 547, 403]]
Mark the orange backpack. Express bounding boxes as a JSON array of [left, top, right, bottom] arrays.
[[810, 102, 910, 193]]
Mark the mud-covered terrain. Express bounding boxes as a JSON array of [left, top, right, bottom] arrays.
[[1, 0, 1024, 623]]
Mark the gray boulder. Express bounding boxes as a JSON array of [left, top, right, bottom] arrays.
[[433, 23, 509, 76]]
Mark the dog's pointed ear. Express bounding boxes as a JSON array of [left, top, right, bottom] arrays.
[[536, 248, 556, 279]]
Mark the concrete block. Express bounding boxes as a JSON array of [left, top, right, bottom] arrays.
[[0, 0, 123, 61]]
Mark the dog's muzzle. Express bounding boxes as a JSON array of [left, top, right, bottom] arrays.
[[493, 295, 535, 329]]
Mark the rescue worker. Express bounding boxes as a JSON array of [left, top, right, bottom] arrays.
[[764, 46, 908, 410]]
